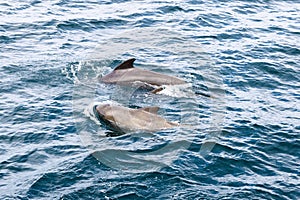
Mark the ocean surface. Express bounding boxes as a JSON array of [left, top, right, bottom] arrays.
[[1, 0, 299, 199]]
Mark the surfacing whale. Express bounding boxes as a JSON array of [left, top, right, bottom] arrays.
[[100, 58, 186, 88], [94, 103, 179, 134]]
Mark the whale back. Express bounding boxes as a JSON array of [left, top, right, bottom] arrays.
[[95, 104, 178, 134], [101, 58, 186, 86]]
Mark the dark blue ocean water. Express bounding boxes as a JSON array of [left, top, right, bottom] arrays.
[[1, 0, 299, 199]]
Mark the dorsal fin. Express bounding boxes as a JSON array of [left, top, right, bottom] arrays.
[[139, 106, 160, 114], [114, 58, 136, 70]]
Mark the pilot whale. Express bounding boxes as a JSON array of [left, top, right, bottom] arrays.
[[100, 58, 186, 87], [94, 103, 179, 134]]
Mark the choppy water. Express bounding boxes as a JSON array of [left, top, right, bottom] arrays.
[[1, 0, 299, 199]]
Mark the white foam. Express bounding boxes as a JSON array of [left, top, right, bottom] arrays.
[[156, 83, 195, 98]]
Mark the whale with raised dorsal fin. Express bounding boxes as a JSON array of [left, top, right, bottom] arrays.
[[94, 103, 179, 134], [100, 58, 186, 87]]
